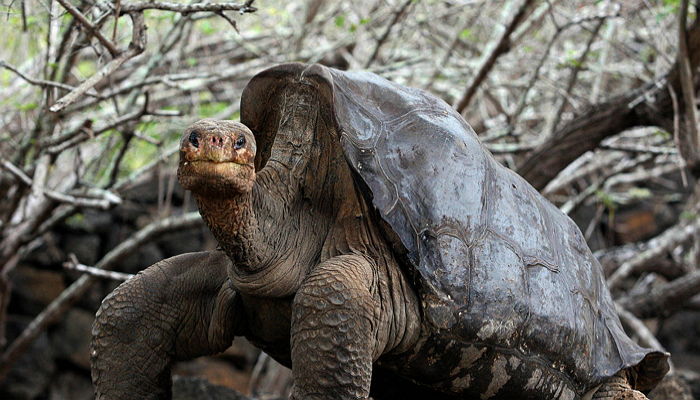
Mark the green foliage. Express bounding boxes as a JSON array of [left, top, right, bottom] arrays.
[[16, 102, 38, 111], [654, 130, 672, 140], [628, 187, 652, 200], [199, 101, 229, 118], [198, 20, 216, 35], [459, 29, 473, 40], [680, 210, 698, 221], [76, 60, 97, 77], [595, 189, 617, 212], [335, 15, 345, 27]]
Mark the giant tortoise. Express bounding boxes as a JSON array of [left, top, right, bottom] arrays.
[[91, 63, 669, 399]]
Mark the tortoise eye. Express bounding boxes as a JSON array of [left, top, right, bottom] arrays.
[[188, 131, 199, 148], [234, 136, 246, 149]]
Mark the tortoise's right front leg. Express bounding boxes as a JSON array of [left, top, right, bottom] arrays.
[[91, 251, 241, 400]]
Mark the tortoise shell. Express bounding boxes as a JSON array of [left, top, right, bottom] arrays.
[[240, 63, 668, 397]]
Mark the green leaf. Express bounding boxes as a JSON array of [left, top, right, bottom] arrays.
[[17, 102, 38, 111], [595, 190, 617, 211], [681, 210, 698, 221], [335, 15, 345, 27], [628, 187, 652, 199], [459, 29, 473, 40], [199, 20, 216, 35]]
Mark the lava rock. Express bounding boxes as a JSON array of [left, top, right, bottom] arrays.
[[172, 376, 253, 400]]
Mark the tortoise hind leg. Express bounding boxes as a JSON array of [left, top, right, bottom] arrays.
[[591, 371, 647, 400]]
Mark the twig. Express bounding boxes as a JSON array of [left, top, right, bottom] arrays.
[[677, 0, 700, 176], [63, 254, 134, 281], [669, 82, 689, 187], [559, 154, 653, 215], [0, 160, 122, 210], [364, 0, 413, 68], [49, 12, 146, 113], [0, 212, 204, 380], [607, 218, 700, 290], [54, 0, 120, 57], [547, 18, 605, 135], [454, 0, 536, 114], [118, 1, 257, 14], [618, 270, 700, 318], [0, 61, 100, 97], [599, 143, 677, 155]]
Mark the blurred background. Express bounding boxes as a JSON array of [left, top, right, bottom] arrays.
[[0, 0, 699, 398]]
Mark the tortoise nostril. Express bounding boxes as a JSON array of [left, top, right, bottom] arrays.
[[210, 136, 224, 147], [188, 131, 199, 148]]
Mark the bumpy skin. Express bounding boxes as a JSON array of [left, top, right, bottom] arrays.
[[91, 251, 237, 399], [92, 63, 668, 400]]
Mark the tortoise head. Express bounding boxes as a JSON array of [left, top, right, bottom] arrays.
[[177, 119, 257, 196]]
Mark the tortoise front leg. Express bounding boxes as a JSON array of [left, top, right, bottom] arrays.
[[91, 251, 240, 400], [290, 254, 380, 400]]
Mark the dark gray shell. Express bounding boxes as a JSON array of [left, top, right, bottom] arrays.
[[240, 63, 669, 395]]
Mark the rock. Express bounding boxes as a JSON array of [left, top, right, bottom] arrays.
[[172, 376, 253, 400], [156, 227, 215, 257], [20, 232, 65, 266], [120, 242, 164, 274], [648, 374, 694, 400], [221, 337, 261, 368], [0, 316, 55, 399], [61, 234, 101, 266], [50, 308, 94, 370], [657, 311, 700, 354], [10, 265, 66, 314], [173, 357, 251, 394], [49, 370, 94, 400]]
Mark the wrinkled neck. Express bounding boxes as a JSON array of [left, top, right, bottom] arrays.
[[194, 178, 311, 298], [195, 190, 268, 273]]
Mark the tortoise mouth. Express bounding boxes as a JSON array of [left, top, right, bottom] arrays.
[[178, 158, 255, 194], [180, 159, 253, 177]]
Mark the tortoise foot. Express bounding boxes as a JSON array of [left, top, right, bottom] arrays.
[[592, 371, 648, 400]]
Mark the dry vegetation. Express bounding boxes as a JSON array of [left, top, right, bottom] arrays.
[[0, 0, 699, 398]]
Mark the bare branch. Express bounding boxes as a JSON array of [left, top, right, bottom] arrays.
[[118, 1, 257, 15], [607, 218, 700, 290], [63, 254, 134, 281], [0, 61, 100, 97], [364, 0, 413, 69], [49, 12, 147, 113], [619, 270, 700, 318], [454, 0, 536, 114], [677, 0, 700, 176], [54, 0, 120, 57], [0, 160, 122, 210]]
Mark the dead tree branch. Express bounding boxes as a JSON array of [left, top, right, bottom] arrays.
[[607, 218, 700, 290], [454, 0, 535, 114], [118, 1, 257, 14], [49, 12, 147, 113], [677, 0, 700, 176], [518, 18, 700, 190], [619, 269, 700, 318]]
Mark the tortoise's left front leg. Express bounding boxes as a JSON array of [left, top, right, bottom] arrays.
[[290, 254, 381, 400]]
